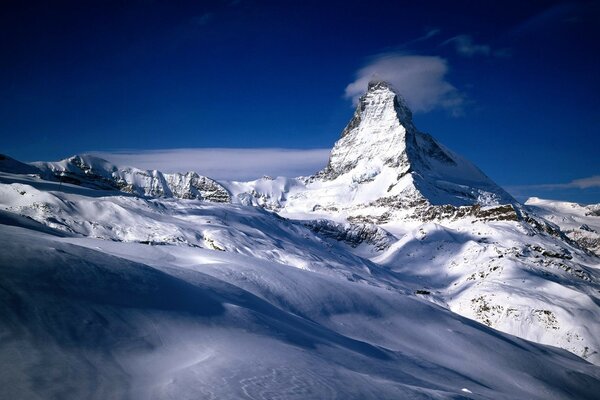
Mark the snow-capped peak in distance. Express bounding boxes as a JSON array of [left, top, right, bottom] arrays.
[[30, 154, 231, 203], [314, 79, 515, 207], [227, 80, 518, 224], [317, 80, 417, 180]]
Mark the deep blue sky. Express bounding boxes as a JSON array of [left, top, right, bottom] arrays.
[[1, 0, 599, 202]]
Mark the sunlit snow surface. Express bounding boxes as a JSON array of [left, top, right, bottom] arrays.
[[1, 172, 600, 399], [1, 81, 599, 398]]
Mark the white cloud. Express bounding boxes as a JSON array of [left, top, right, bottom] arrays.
[[88, 148, 331, 181], [345, 53, 464, 115], [570, 176, 600, 189], [443, 34, 510, 58], [444, 35, 491, 57], [506, 175, 600, 202], [404, 28, 441, 46], [537, 175, 600, 190]]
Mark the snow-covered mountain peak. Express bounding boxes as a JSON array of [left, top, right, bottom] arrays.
[[365, 79, 414, 127], [30, 154, 231, 202], [219, 83, 518, 224], [318, 80, 416, 181], [300, 81, 516, 219]]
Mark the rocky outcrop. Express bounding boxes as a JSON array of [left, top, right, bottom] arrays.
[[304, 219, 395, 251]]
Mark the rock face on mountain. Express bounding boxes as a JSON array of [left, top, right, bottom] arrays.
[[315, 80, 514, 206], [32, 155, 231, 202], [227, 80, 518, 223]]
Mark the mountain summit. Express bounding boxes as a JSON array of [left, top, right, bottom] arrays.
[[258, 81, 518, 223], [317, 80, 417, 180]]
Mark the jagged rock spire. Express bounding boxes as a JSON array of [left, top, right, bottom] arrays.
[[314, 80, 515, 208], [319, 80, 416, 180]]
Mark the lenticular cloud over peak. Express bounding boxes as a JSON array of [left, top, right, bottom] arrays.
[[345, 53, 464, 115]]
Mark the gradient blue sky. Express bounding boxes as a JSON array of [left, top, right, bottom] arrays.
[[1, 0, 599, 202]]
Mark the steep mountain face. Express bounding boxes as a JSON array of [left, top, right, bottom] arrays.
[[227, 81, 517, 223], [32, 154, 231, 202], [319, 81, 515, 205]]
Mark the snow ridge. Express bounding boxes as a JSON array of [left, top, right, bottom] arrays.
[[32, 154, 231, 202]]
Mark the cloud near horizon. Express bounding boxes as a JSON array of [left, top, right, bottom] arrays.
[[534, 175, 600, 190], [345, 53, 465, 115], [505, 175, 600, 203], [89, 148, 331, 181]]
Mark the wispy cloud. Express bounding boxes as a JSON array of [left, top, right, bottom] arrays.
[[345, 53, 465, 115], [443, 35, 491, 57], [442, 34, 510, 58], [531, 175, 600, 190], [509, 3, 581, 37], [401, 28, 441, 47], [89, 148, 331, 181], [506, 175, 600, 202], [192, 12, 214, 26]]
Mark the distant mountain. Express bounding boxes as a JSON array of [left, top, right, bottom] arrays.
[[526, 197, 600, 256], [0, 154, 41, 175], [315, 80, 515, 206], [31, 154, 231, 202]]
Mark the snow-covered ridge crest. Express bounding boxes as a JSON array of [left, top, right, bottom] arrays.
[[32, 154, 230, 202]]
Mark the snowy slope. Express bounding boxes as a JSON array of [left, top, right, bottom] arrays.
[[526, 197, 600, 256], [217, 82, 600, 365], [2, 81, 600, 398], [1, 172, 600, 399], [373, 217, 600, 364], [0, 154, 41, 175]]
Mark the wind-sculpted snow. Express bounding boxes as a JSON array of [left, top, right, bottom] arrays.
[[0, 172, 383, 284], [1, 205, 600, 399]]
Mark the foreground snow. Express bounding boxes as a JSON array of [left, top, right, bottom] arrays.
[[0, 174, 600, 399], [1, 173, 599, 399]]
